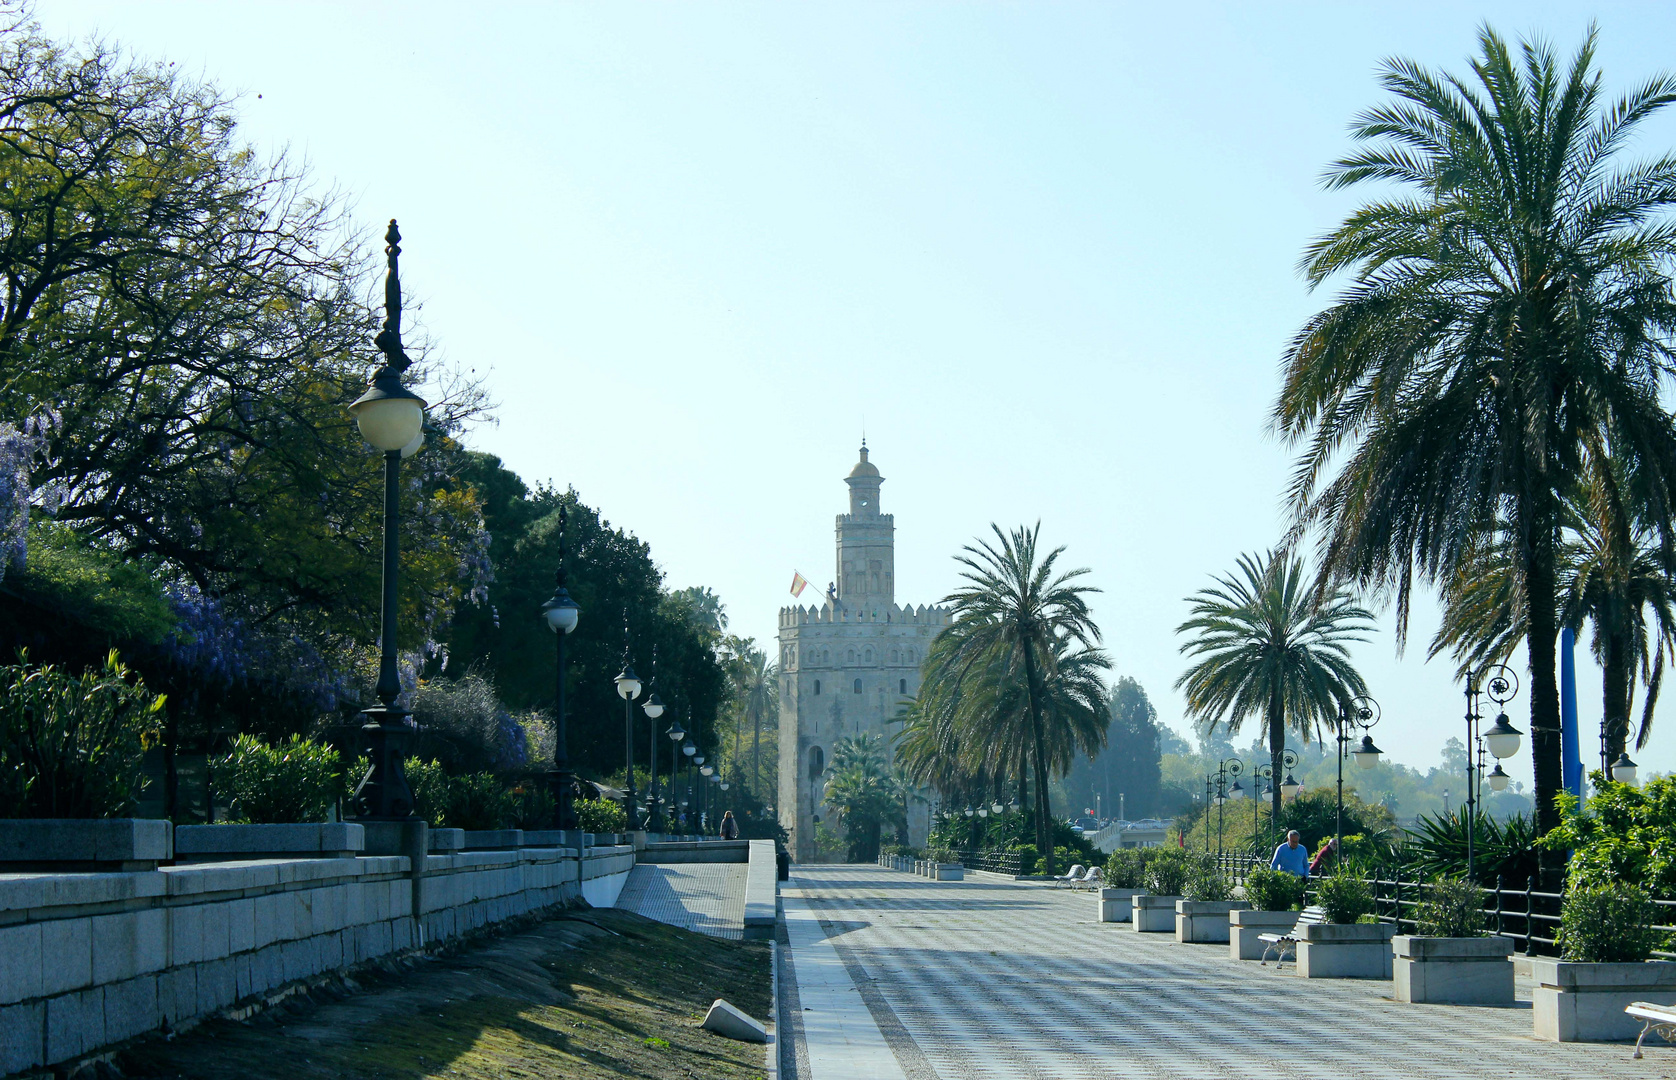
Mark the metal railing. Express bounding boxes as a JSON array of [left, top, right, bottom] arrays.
[[930, 849, 1024, 875]]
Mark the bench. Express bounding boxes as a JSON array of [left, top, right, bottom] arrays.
[[1051, 864, 1086, 889], [1628, 1001, 1676, 1059], [1258, 905, 1329, 967], [1070, 866, 1103, 892]]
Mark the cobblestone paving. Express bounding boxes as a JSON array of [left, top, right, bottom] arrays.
[[785, 865, 1676, 1080], [614, 861, 749, 940]]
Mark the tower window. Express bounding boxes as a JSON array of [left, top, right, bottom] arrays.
[[848, 649, 857, 664], [900, 678, 907, 694], [854, 679, 862, 694], [890, 649, 900, 665], [814, 680, 821, 695], [864, 648, 873, 664]]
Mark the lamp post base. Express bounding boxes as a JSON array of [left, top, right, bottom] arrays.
[[353, 706, 417, 821]]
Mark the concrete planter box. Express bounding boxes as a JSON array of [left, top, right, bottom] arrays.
[[1175, 899, 1250, 944], [0, 818, 172, 869], [1295, 921, 1396, 978], [1393, 935, 1514, 1004], [1098, 887, 1146, 923], [934, 863, 965, 881], [1230, 909, 1302, 960], [1132, 894, 1181, 933], [175, 823, 364, 860], [1532, 959, 1676, 1042], [461, 829, 523, 850]]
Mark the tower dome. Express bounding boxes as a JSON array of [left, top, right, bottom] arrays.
[[848, 442, 880, 480]]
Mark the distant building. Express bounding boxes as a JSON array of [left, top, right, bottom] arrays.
[[776, 444, 948, 861]]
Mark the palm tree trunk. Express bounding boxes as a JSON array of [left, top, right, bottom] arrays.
[[1019, 630, 1055, 876], [1521, 498, 1565, 881], [752, 700, 761, 800], [1268, 687, 1284, 829], [1603, 629, 1631, 766]]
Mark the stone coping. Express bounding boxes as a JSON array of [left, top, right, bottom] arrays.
[[1229, 908, 1301, 927], [1175, 899, 1249, 913], [1299, 922, 1396, 942], [174, 823, 363, 857], [1531, 958, 1676, 989], [1133, 894, 1181, 908], [1098, 887, 1146, 898], [743, 839, 779, 939], [1392, 934, 1514, 959], [0, 818, 173, 866], [460, 829, 523, 850]]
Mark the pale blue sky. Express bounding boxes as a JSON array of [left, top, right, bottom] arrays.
[[40, 2, 1676, 780]]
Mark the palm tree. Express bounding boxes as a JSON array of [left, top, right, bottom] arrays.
[[1431, 458, 1676, 761], [1272, 26, 1676, 847], [821, 734, 905, 862], [1176, 552, 1373, 822], [922, 523, 1108, 875], [726, 643, 778, 800]]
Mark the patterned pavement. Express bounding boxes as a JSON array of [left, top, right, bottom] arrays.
[[614, 861, 750, 940], [779, 864, 1676, 1080]]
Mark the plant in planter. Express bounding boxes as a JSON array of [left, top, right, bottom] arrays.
[[0, 651, 165, 819], [1104, 847, 1148, 889], [1531, 883, 1676, 1041], [212, 734, 348, 824], [1130, 848, 1192, 932], [1144, 849, 1191, 896], [1183, 863, 1232, 902], [1294, 871, 1392, 979], [1176, 860, 1246, 944], [1557, 883, 1667, 963], [1244, 868, 1307, 912], [1392, 876, 1511, 1004], [576, 796, 627, 834], [1315, 870, 1375, 924]]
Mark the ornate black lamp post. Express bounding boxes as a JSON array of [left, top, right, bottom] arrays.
[[1334, 695, 1383, 861], [699, 755, 714, 833], [641, 649, 666, 831], [1212, 758, 1243, 859], [1462, 667, 1521, 881], [680, 738, 696, 833], [613, 619, 643, 828], [349, 220, 427, 821], [664, 712, 686, 835], [540, 506, 580, 829], [1252, 749, 1300, 853]]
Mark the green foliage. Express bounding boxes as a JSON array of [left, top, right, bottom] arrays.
[[403, 757, 517, 830], [1144, 848, 1193, 895], [1315, 871, 1375, 924], [1413, 878, 1486, 938], [212, 734, 348, 824], [1275, 789, 1397, 854], [10, 523, 175, 646], [1408, 810, 1539, 886], [1557, 884, 1668, 963], [1104, 847, 1150, 889], [1537, 773, 1676, 896], [823, 735, 906, 862], [575, 797, 627, 834], [1184, 858, 1232, 902], [0, 651, 166, 818], [1244, 868, 1307, 912], [446, 772, 518, 831], [508, 782, 556, 830]]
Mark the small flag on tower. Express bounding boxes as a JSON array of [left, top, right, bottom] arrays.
[[789, 572, 810, 598]]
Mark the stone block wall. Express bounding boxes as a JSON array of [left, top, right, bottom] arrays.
[[0, 844, 633, 1075]]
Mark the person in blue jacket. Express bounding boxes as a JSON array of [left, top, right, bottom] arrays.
[[1271, 830, 1310, 878]]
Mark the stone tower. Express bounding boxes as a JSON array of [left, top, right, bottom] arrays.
[[777, 444, 948, 861]]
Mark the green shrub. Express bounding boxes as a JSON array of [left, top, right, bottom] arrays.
[[1316, 871, 1375, 924], [576, 797, 627, 833], [0, 651, 166, 818], [1104, 847, 1150, 888], [446, 772, 517, 831], [406, 758, 451, 827], [212, 734, 347, 824], [1414, 878, 1486, 938], [1184, 859, 1232, 902], [1144, 848, 1192, 895], [1244, 868, 1307, 912], [1557, 884, 1668, 963], [509, 782, 556, 830], [1011, 843, 1039, 873]]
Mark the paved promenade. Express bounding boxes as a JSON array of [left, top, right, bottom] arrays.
[[615, 861, 750, 940], [777, 864, 1676, 1080]]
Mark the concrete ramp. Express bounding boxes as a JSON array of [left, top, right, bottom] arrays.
[[615, 861, 750, 940]]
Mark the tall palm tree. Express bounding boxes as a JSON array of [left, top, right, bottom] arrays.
[[1176, 552, 1373, 821], [727, 644, 778, 800], [1431, 457, 1676, 761], [1273, 26, 1676, 847], [924, 523, 1108, 875]]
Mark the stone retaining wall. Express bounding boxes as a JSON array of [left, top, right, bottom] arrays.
[[0, 843, 633, 1075]]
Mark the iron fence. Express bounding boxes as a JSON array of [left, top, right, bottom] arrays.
[[931, 849, 1024, 875]]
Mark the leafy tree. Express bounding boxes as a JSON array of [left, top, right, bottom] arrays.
[[1062, 676, 1161, 818], [1176, 551, 1373, 824], [1273, 25, 1676, 863], [720, 637, 777, 806], [1537, 770, 1676, 896]]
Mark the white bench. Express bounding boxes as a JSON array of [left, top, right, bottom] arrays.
[[1070, 866, 1103, 892], [1258, 905, 1329, 967], [1628, 1001, 1676, 1058], [1052, 864, 1086, 889]]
